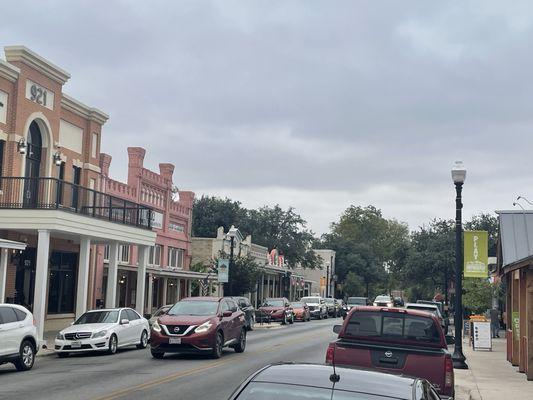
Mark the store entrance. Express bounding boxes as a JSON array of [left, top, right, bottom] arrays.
[[14, 247, 37, 311]]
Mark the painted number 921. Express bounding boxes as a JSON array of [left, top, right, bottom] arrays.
[[30, 84, 47, 106]]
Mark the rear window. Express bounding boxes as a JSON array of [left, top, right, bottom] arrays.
[[344, 312, 441, 344]]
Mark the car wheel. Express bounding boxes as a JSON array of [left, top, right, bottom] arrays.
[[14, 340, 35, 371], [248, 316, 255, 331], [57, 352, 69, 358], [289, 315, 294, 324], [107, 334, 118, 355], [234, 329, 246, 353], [212, 332, 223, 359], [151, 350, 164, 359], [282, 313, 288, 325], [137, 330, 148, 349]]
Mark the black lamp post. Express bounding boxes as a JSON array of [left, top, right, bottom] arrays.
[[225, 225, 242, 297], [451, 161, 468, 369]]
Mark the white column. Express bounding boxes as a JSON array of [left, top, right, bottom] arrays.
[[146, 273, 154, 315], [76, 237, 91, 319], [0, 248, 8, 302], [34, 230, 50, 343], [188, 279, 193, 297], [161, 277, 168, 305], [176, 278, 181, 301], [136, 245, 148, 316], [105, 242, 119, 308]]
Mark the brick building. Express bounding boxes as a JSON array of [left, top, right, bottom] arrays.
[[0, 46, 155, 342]]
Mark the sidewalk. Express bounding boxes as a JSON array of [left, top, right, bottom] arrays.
[[454, 333, 532, 400]]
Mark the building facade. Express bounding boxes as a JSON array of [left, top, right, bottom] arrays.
[[96, 147, 210, 316], [0, 46, 156, 341], [293, 249, 336, 298]]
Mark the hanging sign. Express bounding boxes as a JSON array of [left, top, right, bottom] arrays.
[[217, 259, 229, 283], [464, 231, 488, 278]]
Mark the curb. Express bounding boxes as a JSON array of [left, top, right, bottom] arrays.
[[37, 346, 56, 358], [253, 323, 284, 330]]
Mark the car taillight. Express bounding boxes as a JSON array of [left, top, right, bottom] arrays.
[[445, 355, 454, 388], [326, 343, 335, 364]]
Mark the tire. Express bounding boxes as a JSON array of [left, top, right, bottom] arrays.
[[246, 315, 255, 331], [234, 329, 246, 353], [57, 352, 69, 358], [151, 350, 164, 359], [212, 332, 223, 359], [14, 340, 35, 371], [289, 315, 294, 324], [107, 334, 118, 355], [282, 313, 288, 325], [137, 330, 148, 349]]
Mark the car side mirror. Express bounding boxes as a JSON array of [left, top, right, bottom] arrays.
[[120, 319, 129, 325], [222, 311, 233, 318], [333, 325, 342, 334], [445, 335, 455, 345]]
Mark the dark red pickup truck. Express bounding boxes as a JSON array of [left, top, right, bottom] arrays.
[[326, 306, 454, 399]]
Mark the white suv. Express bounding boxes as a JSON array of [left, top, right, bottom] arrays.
[[0, 304, 38, 371]]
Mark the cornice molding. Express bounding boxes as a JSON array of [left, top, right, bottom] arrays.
[[4, 45, 70, 85], [0, 59, 20, 83], [61, 94, 109, 125]]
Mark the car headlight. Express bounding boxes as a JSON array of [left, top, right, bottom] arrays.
[[56, 333, 65, 340], [194, 321, 212, 333], [152, 320, 162, 332], [92, 330, 107, 339]]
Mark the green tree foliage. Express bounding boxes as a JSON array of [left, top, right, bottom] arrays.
[[342, 272, 365, 297], [223, 255, 262, 296], [192, 197, 319, 269], [463, 279, 494, 314], [322, 205, 410, 298]]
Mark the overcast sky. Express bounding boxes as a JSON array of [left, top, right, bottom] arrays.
[[2, 1, 532, 235]]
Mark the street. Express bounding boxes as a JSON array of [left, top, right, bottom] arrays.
[[0, 318, 337, 400]]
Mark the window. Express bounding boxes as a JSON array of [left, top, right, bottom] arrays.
[[125, 309, 140, 320], [0, 306, 18, 324], [103, 245, 110, 262], [168, 247, 184, 268], [0, 140, 5, 179], [91, 132, 98, 158], [47, 252, 77, 314], [118, 245, 130, 264], [149, 245, 162, 266], [13, 308, 27, 321]]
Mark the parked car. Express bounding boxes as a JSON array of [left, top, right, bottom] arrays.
[[406, 303, 447, 333], [228, 362, 443, 400], [324, 298, 339, 317], [417, 300, 448, 333], [150, 297, 246, 359], [233, 296, 255, 331], [257, 298, 294, 325], [341, 296, 368, 318], [300, 296, 327, 319], [55, 308, 149, 357], [394, 297, 405, 307], [327, 306, 455, 399], [148, 305, 172, 327], [373, 294, 394, 307], [0, 304, 38, 371], [290, 302, 310, 321]]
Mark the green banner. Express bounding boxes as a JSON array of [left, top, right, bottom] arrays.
[[464, 231, 488, 278], [512, 311, 520, 340]]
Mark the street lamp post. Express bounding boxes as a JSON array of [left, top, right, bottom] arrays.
[[451, 161, 468, 369], [325, 263, 330, 298]]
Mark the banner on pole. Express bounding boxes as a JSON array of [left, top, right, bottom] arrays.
[[464, 231, 488, 278], [217, 259, 229, 283]]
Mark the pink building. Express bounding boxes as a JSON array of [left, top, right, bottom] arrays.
[[95, 147, 211, 315]]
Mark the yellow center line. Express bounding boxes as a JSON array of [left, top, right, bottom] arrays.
[[91, 327, 331, 400]]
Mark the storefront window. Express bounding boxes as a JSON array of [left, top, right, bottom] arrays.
[[48, 251, 77, 314], [149, 245, 162, 266], [168, 247, 184, 268], [118, 245, 130, 264]]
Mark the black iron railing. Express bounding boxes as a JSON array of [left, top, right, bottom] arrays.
[[0, 177, 153, 229]]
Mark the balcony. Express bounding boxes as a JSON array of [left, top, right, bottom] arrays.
[[0, 177, 153, 229]]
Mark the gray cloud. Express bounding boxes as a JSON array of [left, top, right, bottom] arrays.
[[2, 0, 533, 234]]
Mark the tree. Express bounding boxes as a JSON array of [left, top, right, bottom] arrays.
[[463, 279, 493, 314], [342, 272, 365, 297], [222, 255, 262, 296], [192, 196, 246, 237]]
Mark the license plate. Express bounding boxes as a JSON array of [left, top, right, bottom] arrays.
[[71, 341, 82, 348], [169, 338, 181, 344]]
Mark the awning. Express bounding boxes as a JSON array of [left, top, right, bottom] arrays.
[[0, 238, 27, 250], [497, 210, 533, 269]]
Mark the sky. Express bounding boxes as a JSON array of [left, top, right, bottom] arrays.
[[2, 0, 533, 235]]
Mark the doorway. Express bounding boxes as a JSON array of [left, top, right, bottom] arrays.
[[23, 121, 43, 208], [14, 247, 37, 311]]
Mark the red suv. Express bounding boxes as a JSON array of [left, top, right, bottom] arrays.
[[326, 306, 455, 399], [150, 297, 246, 359], [257, 298, 294, 324]]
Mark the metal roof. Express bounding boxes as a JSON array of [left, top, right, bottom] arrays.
[[496, 210, 533, 267]]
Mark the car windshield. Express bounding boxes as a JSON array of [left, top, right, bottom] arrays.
[[153, 306, 170, 317], [301, 297, 320, 304], [168, 300, 219, 316], [324, 298, 335, 304], [75, 310, 119, 324], [291, 302, 304, 308], [374, 296, 390, 302], [344, 312, 441, 344], [263, 299, 284, 307], [236, 382, 391, 400], [407, 305, 440, 316], [347, 298, 366, 305]]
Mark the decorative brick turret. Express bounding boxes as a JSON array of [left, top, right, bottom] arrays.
[[99, 153, 112, 177], [127, 147, 145, 188], [159, 163, 175, 185]]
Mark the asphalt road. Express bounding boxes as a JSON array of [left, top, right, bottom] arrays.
[[0, 318, 339, 400]]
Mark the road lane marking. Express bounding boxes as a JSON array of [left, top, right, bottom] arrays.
[[90, 326, 334, 400]]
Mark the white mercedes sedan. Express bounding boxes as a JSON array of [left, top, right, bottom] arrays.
[[54, 308, 150, 357]]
